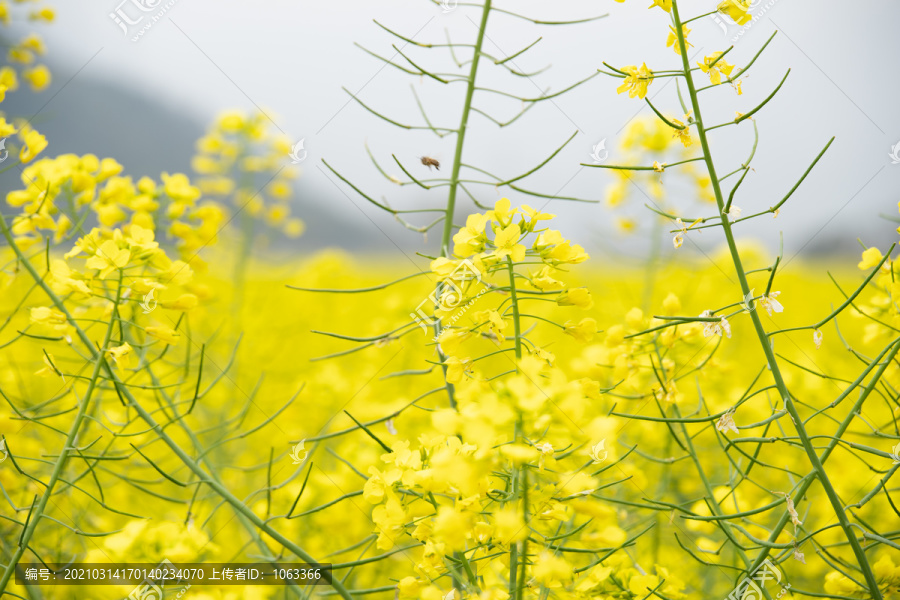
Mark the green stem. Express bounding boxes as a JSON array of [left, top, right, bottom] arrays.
[[508, 542, 518, 598], [0, 217, 354, 600], [669, 2, 882, 596], [117, 386, 350, 600], [506, 257, 523, 361], [516, 465, 528, 600], [0, 268, 123, 595], [434, 0, 492, 410], [675, 406, 760, 577], [505, 254, 527, 597], [746, 338, 900, 578], [146, 368, 306, 599]]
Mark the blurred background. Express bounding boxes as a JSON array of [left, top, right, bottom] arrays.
[[2, 0, 899, 269]]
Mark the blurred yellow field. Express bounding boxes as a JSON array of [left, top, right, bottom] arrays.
[[3, 244, 900, 598]]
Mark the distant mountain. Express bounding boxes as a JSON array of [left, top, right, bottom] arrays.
[[0, 65, 401, 254]]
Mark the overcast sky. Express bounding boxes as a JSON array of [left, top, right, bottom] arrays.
[[14, 0, 900, 267]]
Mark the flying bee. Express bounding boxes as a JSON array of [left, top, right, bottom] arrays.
[[419, 156, 441, 171]]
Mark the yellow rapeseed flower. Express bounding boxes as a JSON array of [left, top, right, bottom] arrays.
[[718, 0, 753, 25], [493, 223, 526, 262], [487, 197, 516, 225], [161, 293, 199, 311], [698, 53, 735, 85], [564, 318, 598, 343], [558, 288, 594, 310], [0, 66, 18, 92], [858, 247, 883, 270], [0, 117, 15, 138], [666, 25, 692, 55], [443, 356, 472, 384], [161, 172, 201, 204], [616, 63, 653, 99], [19, 127, 48, 163], [30, 306, 67, 331], [145, 326, 181, 345], [452, 213, 488, 256], [31, 7, 55, 22], [85, 240, 130, 278], [106, 342, 135, 370]]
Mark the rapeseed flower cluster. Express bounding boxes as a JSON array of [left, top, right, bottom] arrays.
[[192, 110, 304, 239]]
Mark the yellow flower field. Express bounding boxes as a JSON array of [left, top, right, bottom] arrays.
[[3, 246, 900, 599]]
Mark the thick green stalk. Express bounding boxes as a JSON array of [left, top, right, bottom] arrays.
[[112, 385, 352, 600], [669, 2, 882, 596], [675, 408, 767, 597], [0, 268, 123, 594], [516, 466, 528, 600], [505, 256, 527, 598], [508, 541, 518, 598], [440, 0, 491, 258], [435, 0, 492, 409], [744, 338, 900, 577], [506, 257, 523, 361], [0, 216, 354, 600], [146, 368, 306, 599]]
